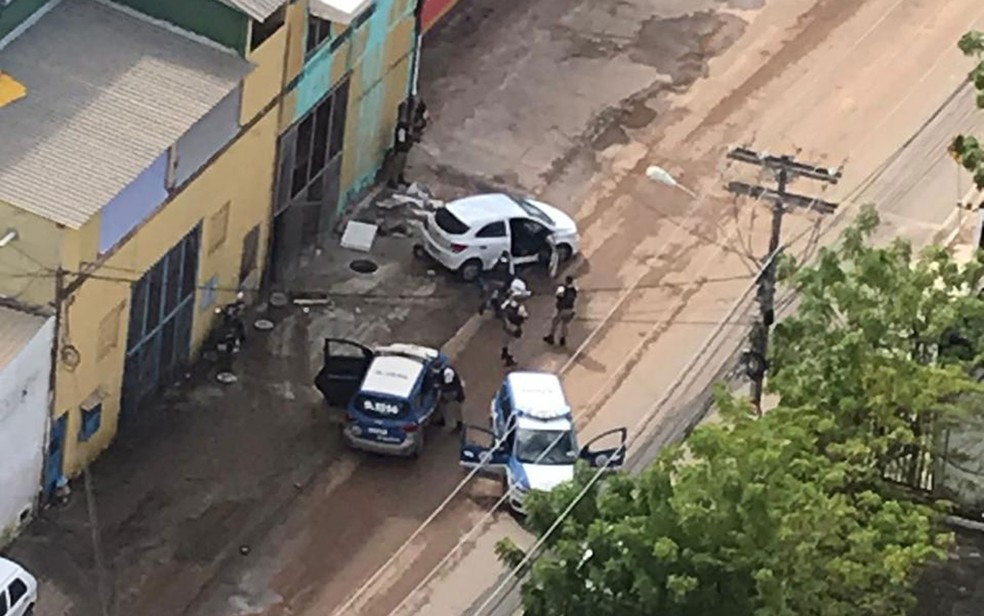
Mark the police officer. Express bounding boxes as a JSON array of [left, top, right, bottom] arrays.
[[411, 99, 429, 141], [439, 365, 465, 433], [544, 276, 577, 347], [386, 113, 413, 188], [479, 253, 515, 316], [500, 295, 528, 367]]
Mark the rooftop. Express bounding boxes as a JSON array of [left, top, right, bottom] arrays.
[[507, 371, 570, 420], [362, 355, 424, 399], [446, 194, 526, 226], [0, 305, 48, 371], [220, 0, 284, 21], [0, 0, 251, 229]]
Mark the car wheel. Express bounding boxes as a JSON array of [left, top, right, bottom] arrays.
[[459, 259, 482, 282], [25, 605, 35, 616], [557, 244, 573, 262], [413, 244, 427, 260], [410, 430, 425, 458]]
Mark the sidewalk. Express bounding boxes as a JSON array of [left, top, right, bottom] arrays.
[[8, 210, 476, 616]]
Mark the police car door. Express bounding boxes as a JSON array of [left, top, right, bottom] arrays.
[[460, 425, 509, 478], [579, 427, 628, 470], [314, 338, 373, 408]]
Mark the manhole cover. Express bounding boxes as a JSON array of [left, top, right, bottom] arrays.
[[350, 259, 379, 274]]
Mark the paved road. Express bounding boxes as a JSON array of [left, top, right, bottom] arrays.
[[120, 0, 984, 615]]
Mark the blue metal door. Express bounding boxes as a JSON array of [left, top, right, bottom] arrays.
[[120, 226, 200, 428], [43, 413, 67, 497]]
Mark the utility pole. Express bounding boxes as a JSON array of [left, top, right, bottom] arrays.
[[726, 147, 842, 411]]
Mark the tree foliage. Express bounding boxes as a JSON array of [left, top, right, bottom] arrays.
[[950, 30, 984, 188], [771, 205, 984, 477], [504, 403, 950, 616], [497, 209, 984, 615]]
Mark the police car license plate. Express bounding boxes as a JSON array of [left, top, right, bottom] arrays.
[[367, 427, 388, 436]]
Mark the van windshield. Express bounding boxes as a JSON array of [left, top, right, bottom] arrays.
[[515, 428, 578, 465], [435, 208, 469, 234]]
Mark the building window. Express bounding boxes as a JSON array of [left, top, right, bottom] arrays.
[[97, 302, 124, 360], [306, 15, 332, 55], [240, 225, 260, 285], [251, 6, 286, 51], [79, 399, 102, 442], [200, 275, 219, 311], [208, 202, 231, 254]]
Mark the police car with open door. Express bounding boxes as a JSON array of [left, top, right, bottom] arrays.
[[314, 339, 450, 457], [459, 371, 627, 513]]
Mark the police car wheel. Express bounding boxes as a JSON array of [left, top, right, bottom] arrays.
[[410, 431, 425, 458]]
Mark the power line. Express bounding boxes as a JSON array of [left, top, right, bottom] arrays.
[[725, 148, 841, 412]]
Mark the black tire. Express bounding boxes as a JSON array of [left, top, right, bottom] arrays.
[[413, 244, 427, 260], [459, 259, 483, 282], [410, 430, 425, 458], [557, 244, 573, 262], [25, 605, 35, 616]]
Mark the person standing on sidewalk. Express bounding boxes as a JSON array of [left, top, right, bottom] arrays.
[[439, 365, 465, 433], [544, 276, 577, 347], [500, 295, 528, 367]]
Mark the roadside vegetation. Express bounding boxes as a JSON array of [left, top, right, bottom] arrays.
[[496, 31, 984, 616]]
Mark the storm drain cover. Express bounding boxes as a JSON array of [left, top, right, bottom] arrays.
[[349, 259, 378, 274]]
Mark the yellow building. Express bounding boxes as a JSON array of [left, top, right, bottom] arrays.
[[0, 0, 420, 488]]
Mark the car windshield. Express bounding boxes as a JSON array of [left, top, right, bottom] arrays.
[[515, 428, 578, 465], [434, 208, 470, 234], [514, 198, 554, 226]]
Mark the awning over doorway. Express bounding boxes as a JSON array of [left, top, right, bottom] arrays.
[[309, 0, 374, 24]]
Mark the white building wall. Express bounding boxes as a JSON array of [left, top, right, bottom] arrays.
[[0, 316, 54, 545]]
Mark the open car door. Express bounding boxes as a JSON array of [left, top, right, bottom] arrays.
[[579, 427, 627, 470], [546, 234, 560, 278], [460, 424, 510, 479], [314, 338, 373, 408]]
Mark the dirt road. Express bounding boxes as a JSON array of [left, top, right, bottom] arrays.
[[25, 0, 981, 615], [325, 0, 984, 614]]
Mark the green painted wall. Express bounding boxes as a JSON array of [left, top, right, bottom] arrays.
[[0, 0, 48, 41], [110, 0, 249, 54]]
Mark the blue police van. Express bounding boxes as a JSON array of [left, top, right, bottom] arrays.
[[315, 339, 451, 457], [459, 371, 626, 513]]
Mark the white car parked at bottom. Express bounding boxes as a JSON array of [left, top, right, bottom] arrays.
[[0, 557, 37, 616], [419, 193, 580, 281]]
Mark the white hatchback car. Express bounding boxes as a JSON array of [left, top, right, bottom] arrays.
[[0, 557, 37, 616], [419, 193, 580, 281]]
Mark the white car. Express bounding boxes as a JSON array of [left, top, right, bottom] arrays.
[[0, 557, 37, 616], [419, 193, 580, 281]]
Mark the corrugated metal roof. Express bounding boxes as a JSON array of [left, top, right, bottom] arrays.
[[220, 0, 285, 21], [0, 0, 251, 229], [0, 305, 46, 371]]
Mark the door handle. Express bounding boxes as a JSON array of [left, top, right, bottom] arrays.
[[479, 245, 488, 249]]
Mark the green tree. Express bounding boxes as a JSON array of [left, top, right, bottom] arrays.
[[950, 30, 984, 188], [771, 206, 984, 479], [500, 401, 949, 616]]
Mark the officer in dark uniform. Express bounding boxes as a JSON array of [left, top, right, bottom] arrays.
[[544, 276, 577, 347]]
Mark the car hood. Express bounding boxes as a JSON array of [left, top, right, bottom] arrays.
[[520, 463, 575, 492], [527, 199, 578, 235]]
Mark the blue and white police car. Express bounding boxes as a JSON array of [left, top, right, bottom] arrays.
[[314, 338, 450, 457], [459, 371, 627, 513]]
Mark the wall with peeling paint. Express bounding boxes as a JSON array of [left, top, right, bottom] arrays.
[[290, 0, 417, 210]]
